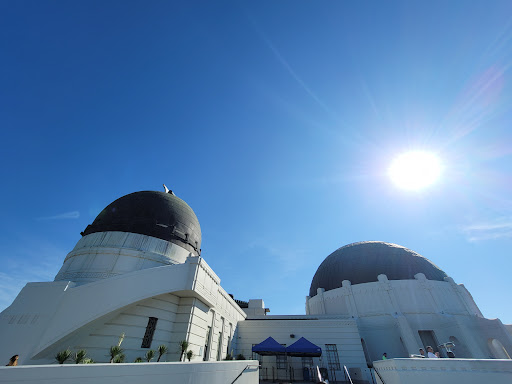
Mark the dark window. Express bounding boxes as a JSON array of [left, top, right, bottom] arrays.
[[418, 330, 440, 354], [302, 357, 313, 368], [276, 355, 287, 369], [141, 317, 158, 348], [325, 344, 341, 370], [204, 326, 212, 361]]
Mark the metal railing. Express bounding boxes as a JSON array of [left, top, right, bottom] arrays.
[[343, 365, 354, 384], [230, 364, 259, 384]]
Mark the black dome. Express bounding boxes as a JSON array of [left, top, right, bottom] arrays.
[[82, 191, 201, 254], [309, 241, 447, 297]]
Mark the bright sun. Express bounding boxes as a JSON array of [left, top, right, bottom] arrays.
[[388, 151, 442, 190]]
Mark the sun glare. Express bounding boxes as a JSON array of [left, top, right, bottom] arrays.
[[388, 151, 442, 190]]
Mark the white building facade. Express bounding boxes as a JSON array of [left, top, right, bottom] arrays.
[[1, 190, 512, 384], [0, 191, 246, 365]]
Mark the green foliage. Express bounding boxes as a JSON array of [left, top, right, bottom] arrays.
[[236, 354, 246, 360], [178, 340, 189, 361], [134, 357, 144, 363], [224, 354, 233, 360], [145, 349, 155, 362], [55, 349, 72, 364], [113, 353, 125, 363], [109, 345, 123, 363], [82, 358, 94, 364], [73, 349, 88, 364], [157, 344, 168, 362], [186, 350, 194, 362]]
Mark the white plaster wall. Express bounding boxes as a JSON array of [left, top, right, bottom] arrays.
[[373, 358, 512, 384], [0, 256, 246, 366], [65, 293, 181, 363], [306, 274, 482, 318], [237, 316, 371, 383], [55, 232, 191, 284], [305, 273, 511, 362], [0, 361, 259, 384]]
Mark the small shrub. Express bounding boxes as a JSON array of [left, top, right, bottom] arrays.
[[55, 349, 72, 364], [134, 357, 144, 363], [73, 349, 87, 364], [157, 344, 168, 362], [178, 340, 189, 362], [236, 354, 246, 360], [113, 353, 125, 363], [109, 346, 123, 363], [186, 350, 194, 361], [145, 349, 155, 362]]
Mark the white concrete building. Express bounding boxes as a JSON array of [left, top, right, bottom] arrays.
[[0, 191, 246, 366], [1, 189, 512, 384]]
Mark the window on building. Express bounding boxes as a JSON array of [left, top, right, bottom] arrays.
[[217, 317, 225, 361], [217, 330, 223, 360], [325, 344, 341, 370], [418, 330, 440, 354], [276, 355, 287, 369], [204, 326, 212, 361], [302, 357, 313, 368], [141, 317, 158, 348], [226, 323, 233, 357]]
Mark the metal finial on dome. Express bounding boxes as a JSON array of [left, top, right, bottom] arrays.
[[163, 184, 175, 195]]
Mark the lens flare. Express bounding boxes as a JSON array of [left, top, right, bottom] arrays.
[[388, 151, 442, 190]]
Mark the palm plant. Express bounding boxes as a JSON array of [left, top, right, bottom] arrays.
[[73, 349, 87, 364], [83, 358, 94, 364], [55, 349, 72, 364], [113, 353, 125, 363], [134, 357, 144, 363], [145, 349, 155, 362], [186, 350, 194, 362], [178, 340, 189, 362], [109, 345, 123, 363], [157, 344, 168, 362]]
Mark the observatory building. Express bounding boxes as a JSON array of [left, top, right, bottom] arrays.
[[1, 189, 512, 384]]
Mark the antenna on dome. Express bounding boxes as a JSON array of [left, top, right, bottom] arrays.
[[163, 184, 175, 195]]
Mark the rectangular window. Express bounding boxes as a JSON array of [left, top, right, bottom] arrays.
[[217, 317, 225, 361], [141, 317, 158, 348], [204, 326, 212, 361], [418, 330, 440, 354], [276, 355, 287, 369], [217, 331, 223, 361], [302, 357, 313, 368], [226, 323, 233, 357], [325, 344, 341, 370]]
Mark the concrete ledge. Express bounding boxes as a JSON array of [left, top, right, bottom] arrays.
[[0, 360, 259, 384], [373, 358, 512, 384]]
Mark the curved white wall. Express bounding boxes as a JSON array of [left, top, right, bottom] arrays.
[[55, 232, 191, 284], [305, 273, 512, 361]]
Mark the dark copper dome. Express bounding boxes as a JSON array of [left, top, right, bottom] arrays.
[[309, 241, 447, 297], [82, 191, 201, 254]]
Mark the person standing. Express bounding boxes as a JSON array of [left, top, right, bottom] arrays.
[[427, 346, 437, 358]]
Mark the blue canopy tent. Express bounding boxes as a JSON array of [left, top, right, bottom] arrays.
[[286, 337, 322, 357], [252, 337, 286, 356]]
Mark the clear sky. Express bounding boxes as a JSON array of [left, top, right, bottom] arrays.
[[1, 1, 512, 323]]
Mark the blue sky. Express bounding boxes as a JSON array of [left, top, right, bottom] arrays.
[[1, 1, 512, 323]]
